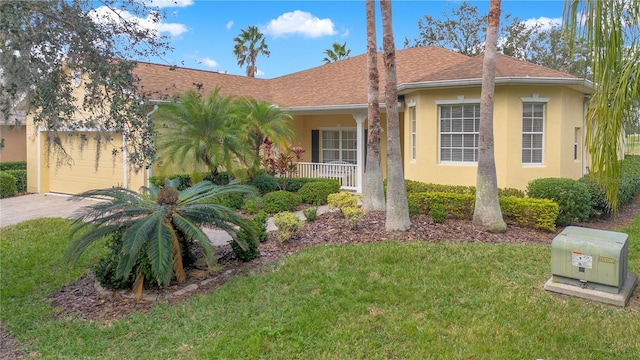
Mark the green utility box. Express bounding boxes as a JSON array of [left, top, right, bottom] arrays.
[[550, 226, 628, 293]]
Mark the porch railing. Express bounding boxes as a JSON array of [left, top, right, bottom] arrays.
[[296, 161, 358, 191]]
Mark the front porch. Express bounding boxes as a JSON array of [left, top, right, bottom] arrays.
[[297, 161, 359, 192]]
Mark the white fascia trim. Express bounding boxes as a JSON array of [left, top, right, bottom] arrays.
[[399, 77, 594, 93], [284, 104, 368, 115]]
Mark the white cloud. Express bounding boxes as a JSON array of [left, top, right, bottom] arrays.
[[256, 68, 265, 77], [89, 6, 188, 37], [341, 29, 350, 38], [522, 17, 562, 31], [263, 10, 337, 38], [226, 21, 234, 30], [200, 57, 219, 68], [144, 0, 193, 8]]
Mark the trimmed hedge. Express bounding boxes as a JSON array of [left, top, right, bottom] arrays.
[[527, 178, 591, 226], [499, 196, 559, 232], [253, 174, 279, 195], [298, 180, 341, 205], [0, 172, 18, 198], [407, 192, 475, 219], [3, 169, 26, 193], [407, 192, 559, 231], [262, 190, 302, 214], [403, 179, 525, 198], [0, 161, 26, 171]]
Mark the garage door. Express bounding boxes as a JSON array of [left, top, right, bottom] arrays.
[[48, 131, 126, 194]]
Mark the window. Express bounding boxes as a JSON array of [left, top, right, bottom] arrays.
[[410, 106, 417, 161], [321, 129, 356, 164], [522, 103, 544, 164], [574, 127, 581, 161], [439, 104, 480, 163]]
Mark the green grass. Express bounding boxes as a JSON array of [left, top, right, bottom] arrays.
[[1, 216, 639, 359]]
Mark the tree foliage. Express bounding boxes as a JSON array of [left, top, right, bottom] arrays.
[[0, 0, 171, 169], [564, 0, 640, 211], [322, 42, 351, 63], [404, 1, 591, 77], [232, 25, 270, 77]]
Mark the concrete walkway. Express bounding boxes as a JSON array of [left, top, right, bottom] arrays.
[[0, 193, 331, 246]]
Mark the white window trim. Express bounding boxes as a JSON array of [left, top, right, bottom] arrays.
[[521, 102, 546, 166], [410, 105, 417, 162], [438, 102, 481, 164], [320, 127, 357, 164]]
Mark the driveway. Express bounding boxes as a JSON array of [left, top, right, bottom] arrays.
[[0, 193, 99, 228]]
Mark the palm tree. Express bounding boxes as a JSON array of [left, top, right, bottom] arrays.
[[564, 0, 640, 211], [233, 26, 270, 77], [322, 42, 351, 63], [472, 0, 506, 233], [66, 180, 258, 300], [236, 98, 295, 162], [363, 0, 385, 212], [153, 89, 251, 178], [381, 0, 410, 231]]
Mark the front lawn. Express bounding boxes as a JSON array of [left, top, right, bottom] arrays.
[[1, 216, 639, 359]]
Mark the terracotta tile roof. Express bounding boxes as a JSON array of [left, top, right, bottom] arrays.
[[132, 47, 579, 108], [417, 53, 575, 83]]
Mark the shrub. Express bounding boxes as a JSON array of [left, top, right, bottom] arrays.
[[407, 192, 475, 218], [298, 180, 341, 205], [204, 171, 231, 185], [498, 187, 525, 198], [213, 192, 246, 209], [149, 173, 192, 190], [303, 206, 318, 222], [500, 196, 559, 231], [4, 169, 26, 193], [527, 178, 591, 226], [262, 191, 302, 214], [402, 179, 475, 195], [273, 211, 303, 243], [253, 174, 279, 195], [342, 206, 366, 230], [0, 172, 17, 198], [0, 161, 26, 171], [253, 211, 269, 243], [428, 203, 448, 223], [230, 228, 260, 261], [242, 199, 259, 214], [578, 175, 609, 218], [328, 192, 359, 210]]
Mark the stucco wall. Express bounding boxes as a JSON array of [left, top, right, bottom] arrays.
[[0, 126, 27, 162], [402, 85, 587, 190]]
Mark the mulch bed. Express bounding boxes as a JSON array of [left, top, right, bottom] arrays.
[[2, 195, 639, 359]]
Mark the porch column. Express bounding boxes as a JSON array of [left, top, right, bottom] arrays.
[[353, 112, 366, 193]]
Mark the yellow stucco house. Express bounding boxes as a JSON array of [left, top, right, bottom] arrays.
[[24, 46, 593, 194]]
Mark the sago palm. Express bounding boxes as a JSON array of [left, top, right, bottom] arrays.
[[66, 180, 257, 299], [154, 89, 251, 178]]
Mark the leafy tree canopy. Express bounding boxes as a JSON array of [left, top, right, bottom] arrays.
[[0, 0, 171, 169], [404, 1, 591, 77], [322, 42, 351, 64]]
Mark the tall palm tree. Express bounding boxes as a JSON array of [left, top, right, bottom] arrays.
[[363, 0, 385, 212], [322, 42, 351, 63], [236, 98, 295, 161], [153, 89, 251, 178], [233, 26, 270, 77], [381, 0, 410, 231], [66, 180, 258, 300], [472, 0, 506, 233], [564, 0, 640, 211]]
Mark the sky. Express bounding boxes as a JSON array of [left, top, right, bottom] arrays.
[[112, 0, 568, 78]]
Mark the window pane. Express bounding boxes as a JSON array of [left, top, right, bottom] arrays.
[[441, 106, 451, 118], [531, 149, 542, 163], [452, 106, 462, 118], [441, 119, 451, 132], [463, 134, 475, 147], [452, 119, 463, 132], [323, 150, 339, 163], [451, 148, 463, 161], [441, 134, 451, 147], [533, 104, 544, 117], [522, 135, 532, 148], [523, 119, 533, 132], [463, 105, 475, 118], [532, 118, 543, 132], [452, 134, 463, 147], [523, 104, 533, 117], [441, 148, 451, 161]]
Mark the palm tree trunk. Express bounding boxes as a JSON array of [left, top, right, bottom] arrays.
[[363, 0, 386, 212], [381, 0, 410, 231], [472, 0, 506, 233]]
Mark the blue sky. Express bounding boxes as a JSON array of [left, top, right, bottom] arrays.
[[124, 0, 567, 78]]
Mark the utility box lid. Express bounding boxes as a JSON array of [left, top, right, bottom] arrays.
[[550, 226, 628, 291]]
